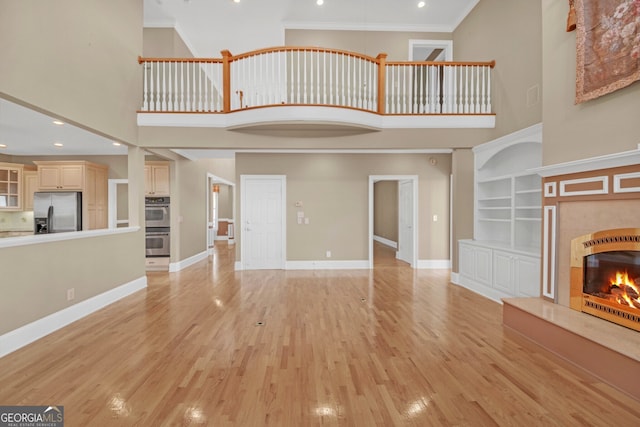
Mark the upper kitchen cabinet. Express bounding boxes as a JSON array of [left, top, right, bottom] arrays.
[[33, 161, 109, 230], [36, 162, 84, 190], [145, 161, 170, 196], [0, 163, 24, 210]]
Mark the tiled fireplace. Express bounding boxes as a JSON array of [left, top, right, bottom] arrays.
[[502, 149, 640, 401]]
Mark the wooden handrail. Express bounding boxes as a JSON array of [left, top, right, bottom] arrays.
[[138, 56, 223, 64], [228, 46, 382, 63], [386, 60, 496, 68]]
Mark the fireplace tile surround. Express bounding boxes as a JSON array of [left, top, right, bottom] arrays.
[[502, 148, 640, 401]]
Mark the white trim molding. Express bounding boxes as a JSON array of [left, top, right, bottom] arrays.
[[543, 206, 557, 300], [0, 276, 147, 358], [532, 147, 640, 177], [450, 272, 460, 284], [614, 171, 640, 193], [373, 235, 398, 249], [544, 182, 557, 198], [285, 260, 369, 270], [169, 250, 208, 272], [559, 176, 609, 197]]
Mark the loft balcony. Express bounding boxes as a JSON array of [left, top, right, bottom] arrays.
[[137, 47, 496, 131]]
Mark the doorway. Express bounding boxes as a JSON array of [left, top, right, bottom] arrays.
[[206, 173, 235, 254], [240, 175, 286, 270], [369, 175, 418, 268]]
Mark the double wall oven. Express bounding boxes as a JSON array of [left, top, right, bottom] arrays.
[[145, 196, 170, 257]]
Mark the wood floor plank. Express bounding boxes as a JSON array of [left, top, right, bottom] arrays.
[[0, 242, 638, 426]]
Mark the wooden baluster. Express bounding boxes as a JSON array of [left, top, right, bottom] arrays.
[[152, 61, 158, 111], [160, 61, 165, 111], [329, 53, 333, 105]]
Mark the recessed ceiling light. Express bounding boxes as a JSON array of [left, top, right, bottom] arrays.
[[233, 0, 240, 3], [52, 120, 64, 125], [53, 142, 64, 147], [0, 144, 7, 148], [418, 1, 426, 8], [317, 0, 324, 5], [113, 142, 122, 146]]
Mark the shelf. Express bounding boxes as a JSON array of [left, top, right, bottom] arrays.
[[515, 206, 541, 209], [515, 217, 542, 222], [478, 196, 511, 202], [478, 218, 511, 223], [478, 207, 511, 211], [477, 175, 512, 183], [515, 189, 542, 195]]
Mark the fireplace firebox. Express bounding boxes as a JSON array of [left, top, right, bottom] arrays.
[[570, 228, 640, 332]]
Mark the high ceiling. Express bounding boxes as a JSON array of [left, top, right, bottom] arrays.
[[144, 0, 479, 56], [1, 1, 479, 158]]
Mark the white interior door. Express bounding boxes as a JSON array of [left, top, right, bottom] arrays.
[[241, 175, 285, 270], [397, 180, 414, 265]]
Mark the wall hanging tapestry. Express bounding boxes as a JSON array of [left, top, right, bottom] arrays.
[[576, 0, 640, 104]]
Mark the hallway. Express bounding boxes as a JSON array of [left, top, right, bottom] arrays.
[[0, 244, 638, 425]]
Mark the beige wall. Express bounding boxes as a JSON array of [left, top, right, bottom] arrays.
[[0, 0, 142, 145], [174, 158, 235, 261], [235, 153, 451, 262], [0, 1, 146, 337], [285, 29, 451, 61], [541, 0, 640, 164], [218, 184, 233, 219], [143, 28, 194, 58], [373, 181, 398, 243], [451, 149, 474, 273], [0, 230, 144, 334], [454, 0, 543, 145]]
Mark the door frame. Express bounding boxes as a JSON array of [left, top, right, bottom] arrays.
[[206, 173, 235, 254], [368, 175, 418, 268], [239, 174, 287, 270]]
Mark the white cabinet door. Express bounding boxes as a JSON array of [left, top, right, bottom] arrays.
[[493, 250, 515, 294], [515, 255, 541, 297], [474, 246, 492, 286], [459, 243, 475, 279]]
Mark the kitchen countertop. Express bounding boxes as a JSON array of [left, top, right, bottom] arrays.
[[0, 230, 33, 238]]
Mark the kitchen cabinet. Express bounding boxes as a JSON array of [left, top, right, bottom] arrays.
[[37, 163, 84, 190], [0, 163, 23, 210], [22, 169, 38, 211], [33, 161, 109, 230], [145, 161, 170, 196]]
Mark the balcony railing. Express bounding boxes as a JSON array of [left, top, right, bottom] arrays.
[[139, 47, 495, 116]]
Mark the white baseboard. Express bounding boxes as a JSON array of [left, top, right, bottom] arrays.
[[286, 260, 369, 270], [417, 259, 451, 269], [450, 272, 460, 284], [169, 250, 208, 272], [373, 235, 398, 249], [236, 260, 369, 270], [0, 276, 147, 359], [214, 236, 229, 241]]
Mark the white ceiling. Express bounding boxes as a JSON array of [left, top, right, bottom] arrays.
[[144, 0, 479, 56], [0, 98, 127, 157]]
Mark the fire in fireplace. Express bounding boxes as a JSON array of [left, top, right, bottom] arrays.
[[571, 229, 640, 332]]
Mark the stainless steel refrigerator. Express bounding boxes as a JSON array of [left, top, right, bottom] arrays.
[[33, 192, 82, 234]]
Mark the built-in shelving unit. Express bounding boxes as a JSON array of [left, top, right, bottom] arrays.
[[457, 123, 543, 301]]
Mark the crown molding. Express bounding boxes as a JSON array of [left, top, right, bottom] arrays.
[[282, 21, 454, 33]]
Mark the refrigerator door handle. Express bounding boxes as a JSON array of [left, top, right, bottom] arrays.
[[47, 205, 54, 233]]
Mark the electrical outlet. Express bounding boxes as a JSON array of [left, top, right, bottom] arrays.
[[67, 288, 75, 301], [326, 250, 332, 258]]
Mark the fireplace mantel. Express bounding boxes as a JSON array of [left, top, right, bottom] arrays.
[[530, 147, 640, 178]]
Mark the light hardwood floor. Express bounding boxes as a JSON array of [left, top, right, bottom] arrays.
[[0, 242, 638, 426]]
